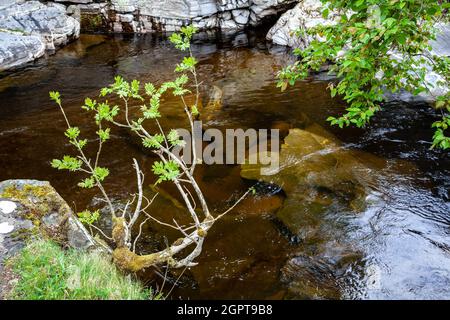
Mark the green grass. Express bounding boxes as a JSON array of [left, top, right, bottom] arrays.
[[7, 239, 156, 300]]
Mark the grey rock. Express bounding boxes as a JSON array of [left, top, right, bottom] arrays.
[[267, 0, 339, 48], [0, 0, 80, 71], [0, 31, 45, 71], [232, 9, 250, 25], [117, 13, 134, 23], [102, 0, 296, 32]]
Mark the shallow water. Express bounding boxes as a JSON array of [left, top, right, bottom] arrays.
[[0, 30, 449, 299]]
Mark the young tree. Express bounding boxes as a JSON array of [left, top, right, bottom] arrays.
[[50, 26, 251, 272], [278, 0, 450, 149]]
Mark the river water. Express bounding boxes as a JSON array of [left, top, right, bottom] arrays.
[[0, 30, 449, 299]]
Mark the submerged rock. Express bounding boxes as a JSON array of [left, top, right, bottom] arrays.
[[241, 125, 384, 238], [281, 246, 364, 299], [0, 180, 101, 272]]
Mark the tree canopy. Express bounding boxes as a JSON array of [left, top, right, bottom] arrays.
[[278, 0, 450, 149]]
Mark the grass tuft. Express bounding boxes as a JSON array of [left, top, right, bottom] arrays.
[[6, 239, 157, 300]]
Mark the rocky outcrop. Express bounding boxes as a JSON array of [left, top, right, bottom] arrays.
[[0, 180, 103, 272], [267, 0, 338, 48], [0, 0, 298, 70], [75, 0, 298, 33], [0, 0, 80, 71], [0, 32, 45, 71]]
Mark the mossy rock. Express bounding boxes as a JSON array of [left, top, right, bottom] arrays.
[[0, 180, 102, 272]]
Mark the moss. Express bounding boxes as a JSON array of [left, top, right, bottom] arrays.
[[80, 13, 108, 33], [1, 184, 70, 240], [112, 217, 127, 248], [197, 228, 207, 238], [113, 247, 147, 272], [112, 247, 173, 273], [1, 184, 56, 218]]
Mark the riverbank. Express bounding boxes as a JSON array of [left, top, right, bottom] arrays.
[[0, 0, 296, 71], [0, 179, 157, 300], [1, 239, 153, 300]]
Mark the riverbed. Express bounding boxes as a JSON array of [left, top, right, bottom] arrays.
[[0, 30, 449, 299]]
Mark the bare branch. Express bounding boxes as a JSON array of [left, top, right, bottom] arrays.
[[132, 217, 150, 253], [214, 188, 253, 221]]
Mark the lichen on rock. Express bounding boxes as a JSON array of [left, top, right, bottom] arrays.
[[0, 179, 102, 273]]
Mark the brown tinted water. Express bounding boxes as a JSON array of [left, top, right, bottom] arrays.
[[0, 31, 449, 299]]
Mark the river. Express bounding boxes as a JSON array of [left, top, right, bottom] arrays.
[[0, 29, 449, 299]]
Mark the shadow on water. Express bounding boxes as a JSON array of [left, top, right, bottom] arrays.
[[0, 29, 449, 299]]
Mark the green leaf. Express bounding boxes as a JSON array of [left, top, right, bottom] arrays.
[[93, 167, 109, 181], [51, 156, 82, 172], [152, 160, 180, 184], [142, 134, 164, 148], [167, 129, 186, 147], [65, 127, 80, 140], [49, 91, 61, 105], [97, 128, 111, 142], [145, 83, 156, 96], [78, 177, 95, 189]]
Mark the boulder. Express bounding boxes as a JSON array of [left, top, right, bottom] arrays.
[[0, 32, 45, 71], [240, 126, 386, 238], [0, 0, 80, 71], [0, 180, 103, 272], [385, 23, 450, 103], [267, 0, 339, 48]]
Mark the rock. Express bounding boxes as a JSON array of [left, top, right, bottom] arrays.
[[281, 246, 363, 299], [0, 180, 103, 271], [0, 0, 296, 35], [0, 1, 80, 49], [77, 0, 296, 33], [0, 0, 80, 71], [240, 126, 387, 238], [0, 32, 46, 71], [386, 23, 450, 103], [55, 0, 94, 3], [267, 0, 339, 48], [201, 85, 224, 121], [232, 9, 250, 25]]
